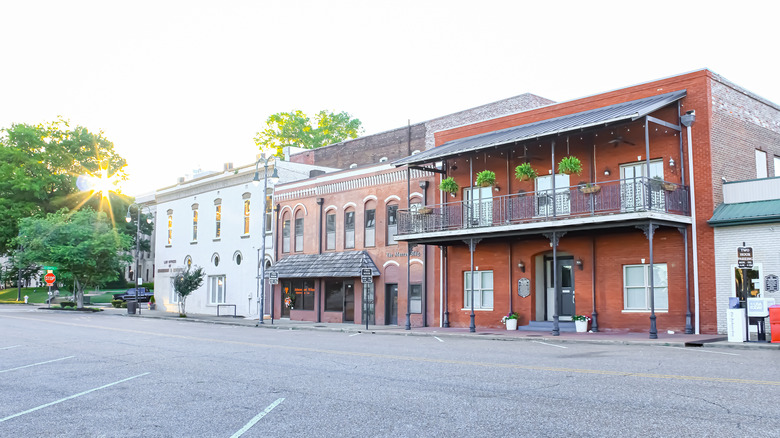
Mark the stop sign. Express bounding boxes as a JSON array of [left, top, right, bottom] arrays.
[[44, 272, 56, 286]]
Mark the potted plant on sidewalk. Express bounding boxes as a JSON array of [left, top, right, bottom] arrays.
[[501, 312, 519, 330], [572, 314, 590, 332]]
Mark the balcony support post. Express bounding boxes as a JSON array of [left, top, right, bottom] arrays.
[[637, 222, 659, 339], [463, 238, 481, 333], [543, 231, 565, 336], [679, 227, 694, 334], [644, 116, 652, 210], [441, 246, 449, 328]]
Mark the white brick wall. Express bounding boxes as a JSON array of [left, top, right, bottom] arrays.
[[713, 224, 780, 335]]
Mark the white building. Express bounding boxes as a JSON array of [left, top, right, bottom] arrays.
[[710, 176, 780, 336], [152, 158, 336, 317]]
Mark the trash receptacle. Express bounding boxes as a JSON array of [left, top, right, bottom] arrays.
[[769, 305, 780, 343], [127, 301, 137, 314]]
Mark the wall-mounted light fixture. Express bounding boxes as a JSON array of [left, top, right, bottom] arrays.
[[669, 158, 675, 167], [494, 185, 500, 192], [576, 258, 583, 270], [518, 261, 525, 273], [604, 169, 611, 177]]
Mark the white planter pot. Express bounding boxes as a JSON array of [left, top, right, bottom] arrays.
[[575, 320, 588, 332], [506, 319, 518, 330]]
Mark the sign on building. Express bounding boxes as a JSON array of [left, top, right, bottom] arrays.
[[737, 246, 753, 268], [361, 268, 373, 284], [766, 274, 779, 293], [268, 271, 279, 285]]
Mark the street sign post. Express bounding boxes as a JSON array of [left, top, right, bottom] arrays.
[[44, 272, 56, 286], [361, 268, 373, 284], [269, 271, 279, 285]]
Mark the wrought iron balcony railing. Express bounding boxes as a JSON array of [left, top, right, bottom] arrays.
[[398, 177, 690, 236]]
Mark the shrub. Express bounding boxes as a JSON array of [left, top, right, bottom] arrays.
[[120, 302, 127, 308], [60, 301, 76, 308], [111, 300, 123, 308]]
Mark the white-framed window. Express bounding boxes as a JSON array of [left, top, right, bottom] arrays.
[[755, 149, 767, 178], [387, 204, 398, 245], [215, 205, 221, 238], [623, 263, 668, 310], [326, 213, 336, 250], [294, 214, 304, 252], [364, 208, 376, 247], [410, 284, 422, 313], [192, 209, 198, 241], [774, 156, 780, 177], [209, 275, 226, 304], [167, 213, 173, 245], [282, 218, 291, 253], [344, 210, 355, 249], [264, 191, 273, 234], [243, 200, 251, 234], [463, 270, 493, 310]]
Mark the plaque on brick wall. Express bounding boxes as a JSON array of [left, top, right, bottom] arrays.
[[766, 274, 779, 293], [518, 278, 530, 298]]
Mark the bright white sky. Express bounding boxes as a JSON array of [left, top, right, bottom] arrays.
[[2, 0, 779, 196]]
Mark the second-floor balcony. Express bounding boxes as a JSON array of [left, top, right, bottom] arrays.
[[398, 177, 690, 238]]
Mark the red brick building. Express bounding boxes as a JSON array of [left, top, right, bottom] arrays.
[[269, 164, 438, 326], [394, 69, 780, 336]]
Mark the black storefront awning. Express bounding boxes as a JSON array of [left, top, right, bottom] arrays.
[[268, 251, 380, 279]]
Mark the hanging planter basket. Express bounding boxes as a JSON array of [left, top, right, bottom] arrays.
[[475, 170, 496, 187], [439, 177, 459, 196], [662, 182, 677, 191], [515, 163, 538, 181], [579, 184, 601, 194], [557, 156, 582, 175]]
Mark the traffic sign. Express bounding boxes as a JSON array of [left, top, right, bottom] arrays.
[[361, 268, 373, 284], [44, 272, 56, 286], [268, 271, 279, 285]]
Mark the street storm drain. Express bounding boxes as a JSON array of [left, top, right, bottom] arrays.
[[314, 325, 326, 327], [525, 334, 542, 337]]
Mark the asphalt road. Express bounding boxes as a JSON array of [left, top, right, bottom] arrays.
[[1, 305, 778, 437]]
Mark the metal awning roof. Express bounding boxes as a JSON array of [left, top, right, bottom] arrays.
[[268, 251, 380, 279], [394, 90, 686, 167], [708, 199, 780, 226]]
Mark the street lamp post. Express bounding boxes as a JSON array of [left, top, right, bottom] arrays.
[[126, 203, 153, 314], [252, 154, 279, 324]]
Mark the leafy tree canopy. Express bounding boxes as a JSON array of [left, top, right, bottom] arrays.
[[254, 110, 363, 157], [0, 118, 130, 253], [15, 208, 132, 308]]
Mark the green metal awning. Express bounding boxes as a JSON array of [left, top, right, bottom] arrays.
[[708, 199, 780, 226]]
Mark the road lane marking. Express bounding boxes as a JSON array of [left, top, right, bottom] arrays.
[[349, 333, 361, 337], [0, 373, 150, 423], [0, 345, 20, 350], [0, 356, 75, 373], [532, 341, 568, 349], [434, 336, 444, 343], [3, 314, 779, 387], [230, 398, 285, 438], [664, 346, 739, 356]]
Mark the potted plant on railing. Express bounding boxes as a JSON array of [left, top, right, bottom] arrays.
[[439, 177, 459, 197], [572, 314, 590, 332], [558, 156, 582, 175], [579, 182, 601, 194], [416, 206, 433, 214], [501, 312, 519, 330], [475, 170, 496, 187], [515, 162, 538, 181]]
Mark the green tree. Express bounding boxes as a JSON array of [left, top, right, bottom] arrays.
[[15, 208, 132, 308], [173, 265, 206, 317], [0, 118, 129, 253], [254, 110, 363, 157]]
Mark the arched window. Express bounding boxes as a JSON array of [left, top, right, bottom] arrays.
[[243, 199, 251, 234], [282, 212, 291, 253], [364, 200, 376, 248], [344, 207, 355, 249], [386, 202, 398, 245], [294, 209, 304, 252]]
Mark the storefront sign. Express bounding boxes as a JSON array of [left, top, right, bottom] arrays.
[[386, 250, 421, 258], [518, 278, 530, 298], [737, 247, 753, 268]]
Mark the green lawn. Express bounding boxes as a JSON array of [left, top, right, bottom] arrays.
[[0, 288, 126, 304]]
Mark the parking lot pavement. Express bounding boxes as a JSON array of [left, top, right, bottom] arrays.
[[100, 305, 779, 350]]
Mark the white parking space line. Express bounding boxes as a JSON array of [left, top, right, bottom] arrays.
[[0, 345, 20, 350], [434, 336, 444, 343], [349, 333, 361, 337], [531, 341, 568, 349], [230, 398, 285, 438], [0, 356, 75, 374], [664, 346, 740, 356], [0, 372, 150, 423]]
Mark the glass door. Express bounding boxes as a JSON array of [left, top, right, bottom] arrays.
[[464, 186, 492, 227], [535, 174, 570, 216], [620, 160, 663, 211]]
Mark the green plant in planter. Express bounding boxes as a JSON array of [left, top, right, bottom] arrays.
[[557, 156, 582, 175], [515, 163, 538, 181], [439, 177, 459, 195], [475, 170, 496, 187]]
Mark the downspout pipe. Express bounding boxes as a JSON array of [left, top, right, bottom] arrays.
[[680, 110, 700, 334], [316, 197, 324, 323], [419, 180, 429, 327]]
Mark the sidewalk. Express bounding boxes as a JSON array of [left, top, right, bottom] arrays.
[[108, 306, 778, 350]]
